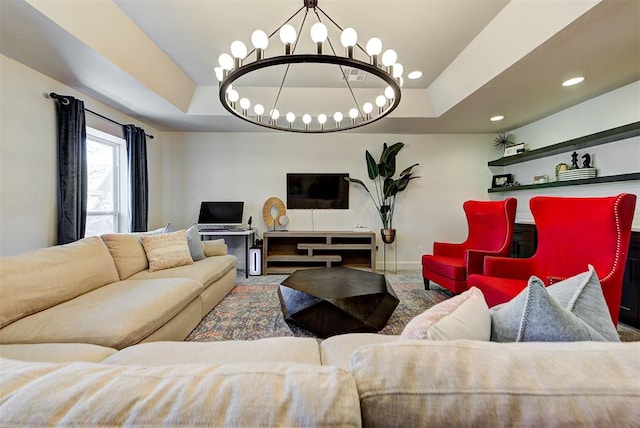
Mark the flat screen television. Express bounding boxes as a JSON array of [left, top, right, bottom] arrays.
[[197, 201, 244, 228], [287, 173, 349, 209]]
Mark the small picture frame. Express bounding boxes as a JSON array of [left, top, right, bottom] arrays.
[[503, 143, 525, 157], [533, 174, 548, 184], [492, 174, 513, 188]]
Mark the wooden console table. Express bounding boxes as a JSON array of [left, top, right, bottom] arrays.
[[263, 230, 376, 274]]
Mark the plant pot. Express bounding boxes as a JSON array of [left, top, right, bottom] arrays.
[[380, 228, 396, 244]]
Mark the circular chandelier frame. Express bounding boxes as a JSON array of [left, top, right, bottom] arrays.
[[217, 1, 403, 133]]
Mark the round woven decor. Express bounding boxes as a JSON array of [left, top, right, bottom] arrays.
[[262, 197, 286, 227]]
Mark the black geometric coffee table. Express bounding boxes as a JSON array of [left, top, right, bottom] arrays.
[[277, 267, 399, 338]]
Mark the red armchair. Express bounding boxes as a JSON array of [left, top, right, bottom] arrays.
[[468, 193, 636, 324], [422, 198, 517, 294]]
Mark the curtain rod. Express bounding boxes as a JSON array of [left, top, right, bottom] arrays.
[[48, 92, 154, 139]]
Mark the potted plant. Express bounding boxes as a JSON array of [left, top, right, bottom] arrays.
[[344, 142, 419, 243]]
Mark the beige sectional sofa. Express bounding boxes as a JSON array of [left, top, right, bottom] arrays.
[[0, 233, 237, 349], [1, 337, 639, 427], [1, 238, 639, 426]]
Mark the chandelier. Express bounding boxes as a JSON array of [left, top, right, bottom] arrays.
[[215, 0, 402, 133]]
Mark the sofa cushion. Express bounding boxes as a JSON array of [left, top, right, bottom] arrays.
[[0, 343, 117, 363], [0, 236, 120, 329], [490, 270, 619, 342], [400, 287, 490, 341], [320, 333, 399, 371], [101, 233, 150, 280], [0, 359, 362, 428], [0, 278, 202, 349], [185, 224, 206, 261], [203, 238, 228, 257], [141, 230, 194, 272], [129, 254, 237, 288], [350, 340, 640, 427], [103, 338, 321, 365]]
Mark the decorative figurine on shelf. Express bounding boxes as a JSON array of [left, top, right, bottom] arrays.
[[570, 151, 580, 169], [582, 153, 592, 168]]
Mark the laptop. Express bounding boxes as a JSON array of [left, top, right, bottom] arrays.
[[197, 202, 244, 231]]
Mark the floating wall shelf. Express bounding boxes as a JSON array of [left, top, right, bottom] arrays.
[[488, 122, 640, 167], [487, 122, 640, 193]]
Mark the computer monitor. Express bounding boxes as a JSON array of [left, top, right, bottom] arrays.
[[197, 202, 244, 229]]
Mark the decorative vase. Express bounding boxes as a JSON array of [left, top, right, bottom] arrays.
[[381, 228, 396, 244]]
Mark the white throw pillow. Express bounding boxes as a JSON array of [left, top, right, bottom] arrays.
[[400, 287, 491, 341]]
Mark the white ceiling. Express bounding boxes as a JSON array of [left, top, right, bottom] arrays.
[[1, 0, 638, 134]]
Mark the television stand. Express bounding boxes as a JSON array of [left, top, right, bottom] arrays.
[[262, 230, 376, 274]]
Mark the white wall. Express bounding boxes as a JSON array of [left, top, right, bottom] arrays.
[[490, 81, 640, 228], [0, 55, 167, 255], [162, 132, 496, 270]]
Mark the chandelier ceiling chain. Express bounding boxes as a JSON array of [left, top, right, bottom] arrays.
[[216, 0, 403, 133]]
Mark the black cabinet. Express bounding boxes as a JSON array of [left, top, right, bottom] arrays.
[[511, 223, 537, 258], [620, 232, 640, 328]]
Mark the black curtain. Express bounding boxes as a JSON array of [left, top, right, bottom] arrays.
[[124, 125, 148, 232], [55, 95, 87, 244]]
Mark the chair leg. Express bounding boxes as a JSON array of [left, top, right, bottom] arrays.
[[423, 278, 430, 290]]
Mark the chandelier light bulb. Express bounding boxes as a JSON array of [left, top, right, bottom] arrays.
[[280, 24, 297, 44], [286, 112, 296, 123], [302, 114, 312, 124], [363, 102, 373, 114], [218, 53, 234, 71], [392, 63, 404, 78], [214, 67, 224, 82], [310, 23, 328, 43], [366, 38, 382, 56], [375, 95, 386, 107], [239, 98, 251, 110], [384, 86, 395, 99], [381, 49, 397, 67], [230, 41, 247, 59], [254, 104, 265, 116], [270, 109, 280, 120], [251, 30, 269, 49], [340, 28, 358, 47], [227, 89, 239, 102], [318, 114, 327, 124], [349, 108, 359, 119], [333, 112, 343, 123]]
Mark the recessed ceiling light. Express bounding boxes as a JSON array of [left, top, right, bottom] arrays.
[[490, 115, 504, 122], [562, 76, 585, 87], [407, 71, 423, 79]]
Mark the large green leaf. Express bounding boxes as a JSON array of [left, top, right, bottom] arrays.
[[365, 150, 378, 180], [383, 177, 398, 198], [379, 142, 403, 178], [381, 142, 404, 164], [396, 174, 420, 191], [343, 177, 370, 194], [399, 163, 419, 177]]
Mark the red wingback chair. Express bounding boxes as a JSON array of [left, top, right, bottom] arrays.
[[468, 193, 636, 324], [422, 198, 517, 294]]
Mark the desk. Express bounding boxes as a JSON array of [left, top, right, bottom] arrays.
[[199, 229, 256, 278]]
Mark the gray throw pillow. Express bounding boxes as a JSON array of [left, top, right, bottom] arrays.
[[546, 265, 620, 342], [185, 223, 206, 261], [490, 274, 613, 342]]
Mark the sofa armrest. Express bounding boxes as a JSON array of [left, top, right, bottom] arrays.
[[483, 255, 534, 280], [203, 239, 228, 257], [433, 242, 465, 258]]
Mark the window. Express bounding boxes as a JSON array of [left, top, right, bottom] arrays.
[[85, 128, 128, 236]]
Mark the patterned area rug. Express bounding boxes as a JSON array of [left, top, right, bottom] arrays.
[[186, 271, 640, 342], [186, 282, 447, 341]]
